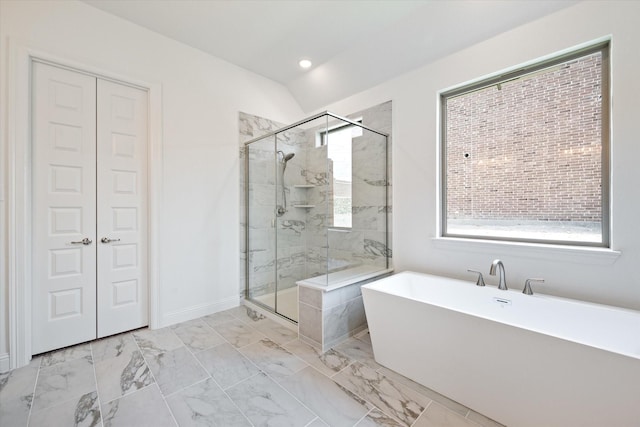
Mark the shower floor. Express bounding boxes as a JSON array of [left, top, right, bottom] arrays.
[[252, 286, 298, 322]]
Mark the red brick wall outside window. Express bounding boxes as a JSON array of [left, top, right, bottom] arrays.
[[445, 53, 602, 226]]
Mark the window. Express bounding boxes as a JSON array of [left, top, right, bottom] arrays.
[[319, 120, 363, 228], [441, 42, 610, 246]]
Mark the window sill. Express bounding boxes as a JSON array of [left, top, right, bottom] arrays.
[[431, 237, 621, 265]]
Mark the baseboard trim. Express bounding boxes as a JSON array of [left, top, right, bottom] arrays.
[[161, 296, 240, 328], [0, 353, 10, 373]]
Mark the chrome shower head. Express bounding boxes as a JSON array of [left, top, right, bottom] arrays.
[[277, 151, 295, 163]]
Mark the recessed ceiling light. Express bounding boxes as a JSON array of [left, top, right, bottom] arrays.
[[298, 59, 312, 69]]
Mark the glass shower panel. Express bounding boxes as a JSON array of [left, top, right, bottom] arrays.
[[246, 135, 277, 311], [327, 122, 389, 285]]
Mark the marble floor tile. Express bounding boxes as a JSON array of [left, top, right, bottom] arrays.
[[91, 333, 136, 363], [251, 318, 299, 346], [32, 356, 96, 412], [333, 362, 431, 426], [0, 358, 39, 427], [171, 319, 226, 352], [145, 346, 208, 396], [354, 408, 404, 427], [413, 402, 480, 427], [201, 311, 238, 328], [466, 410, 505, 427], [132, 328, 184, 357], [194, 343, 260, 390], [333, 337, 381, 370], [95, 348, 154, 403], [229, 305, 267, 323], [354, 330, 373, 346], [279, 366, 371, 427], [306, 418, 330, 427], [29, 390, 101, 427], [226, 372, 315, 427], [239, 339, 307, 380], [40, 343, 92, 368], [166, 378, 251, 426], [212, 319, 265, 348], [376, 366, 469, 416], [102, 384, 176, 427], [283, 339, 352, 377]]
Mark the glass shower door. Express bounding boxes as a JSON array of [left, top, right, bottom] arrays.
[[246, 135, 277, 312]]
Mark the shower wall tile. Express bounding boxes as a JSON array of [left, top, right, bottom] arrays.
[[323, 296, 367, 350], [239, 112, 284, 299], [299, 302, 322, 344], [299, 286, 322, 309], [242, 103, 391, 341]]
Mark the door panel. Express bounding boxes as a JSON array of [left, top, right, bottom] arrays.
[[96, 79, 148, 338], [32, 62, 97, 354]]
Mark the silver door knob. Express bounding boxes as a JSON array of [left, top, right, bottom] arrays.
[[70, 238, 92, 245], [101, 237, 121, 243]]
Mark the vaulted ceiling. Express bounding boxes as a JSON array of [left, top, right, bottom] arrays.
[[83, 0, 577, 111]]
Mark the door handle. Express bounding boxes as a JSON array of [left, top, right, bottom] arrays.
[[101, 237, 121, 243], [70, 238, 92, 245]]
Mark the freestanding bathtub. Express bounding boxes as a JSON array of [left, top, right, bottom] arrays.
[[362, 271, 640, 427]]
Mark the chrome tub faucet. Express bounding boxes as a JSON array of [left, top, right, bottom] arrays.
[[490, 259, 508, 290]]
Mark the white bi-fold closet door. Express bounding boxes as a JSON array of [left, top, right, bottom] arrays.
[[32, 61, 148, 355]]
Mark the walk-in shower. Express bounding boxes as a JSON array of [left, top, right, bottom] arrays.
[[244, 111, 390, 322]]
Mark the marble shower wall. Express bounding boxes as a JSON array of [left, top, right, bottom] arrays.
[[304, 102, 393, 278], [240, 101, 392, 298], [239, 113, 284, 299]]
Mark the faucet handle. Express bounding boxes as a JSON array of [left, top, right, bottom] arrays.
[[523, 278, 545, 295], [467, 269, 486, 287]]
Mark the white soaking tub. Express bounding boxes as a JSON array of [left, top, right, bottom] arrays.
[[361, 271, 640, 427]]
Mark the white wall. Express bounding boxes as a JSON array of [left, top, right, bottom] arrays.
[[320, 1, 640, 311], [0, 0, 303, 365]]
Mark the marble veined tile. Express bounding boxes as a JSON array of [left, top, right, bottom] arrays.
[[229, 305, 267, 323], [29, 391, 101, 427], [40, 343, 92, 368], [91, 333, 137, 363], [333, 362, 431, 426], [239, 339, 307, 380], [333, 337, 381, 370], [0, 358, 40, 426], [133, 328, 184, 357], [212, 319, 265, 348], [202, 310, 238, 328], [283, 339, 351, 377], [166, 378, 251, 427], [102, 384, 175, 427], [95, 348, 154, 403], [413, 402, 480, 427], [171, 319, 226, 352], [376, 366, 469, 416], [355, 330, 373, 346], [355, 408, 403, 426], [145, 346, 208, 396], [466, 410, 505, 427], [307, 418, 330, 426], [195, 343, 260, 390], [32, 356, 96, 412], [279, 366, 371, 427], [251, 318, 298, 346], [226, 372, 315, 427]]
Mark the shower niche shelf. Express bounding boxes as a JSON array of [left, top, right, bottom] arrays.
[[293, 184, 316, 188], [293, 204, 315, 208]]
